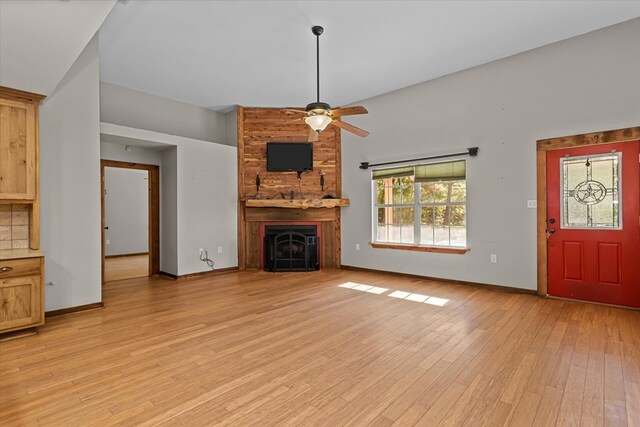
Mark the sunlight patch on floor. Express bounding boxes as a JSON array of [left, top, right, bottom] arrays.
[[388, 290, 411, 299], [339, 283, 449, 306], [339, 282, 389, 294], [424, 297, 448, 306], [405, 293, 429, 303]]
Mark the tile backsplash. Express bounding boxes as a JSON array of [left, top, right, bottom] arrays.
[[0, 204, 30, 250]]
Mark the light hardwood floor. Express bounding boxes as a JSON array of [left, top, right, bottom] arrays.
[[1, 269, 639, 426], [104, 254, 149, 282]]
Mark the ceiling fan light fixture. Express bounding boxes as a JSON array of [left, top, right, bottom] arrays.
[[305, 114, 332, 131]]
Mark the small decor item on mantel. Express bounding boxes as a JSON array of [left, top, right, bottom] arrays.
[[267, 26, 370, 142]]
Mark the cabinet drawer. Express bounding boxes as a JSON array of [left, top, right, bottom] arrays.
[[0, 258, 42, 279]]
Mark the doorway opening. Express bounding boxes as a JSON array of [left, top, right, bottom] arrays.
[[101, 160, 160, 284]]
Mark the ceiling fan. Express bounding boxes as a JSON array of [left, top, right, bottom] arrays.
[[278, 26, 370, 142]]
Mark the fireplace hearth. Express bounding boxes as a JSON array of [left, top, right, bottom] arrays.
[[263, 225, 319, 272]]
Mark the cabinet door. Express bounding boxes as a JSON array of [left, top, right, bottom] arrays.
[[0, 98, 36, 200], [0, 275, 41, 331]]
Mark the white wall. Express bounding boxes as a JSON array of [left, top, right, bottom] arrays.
[[100, 81, 229, 145], [40, 35, 102, 311], [99, 82, 236, 275], [100, 123, 236, 275], [225, 107, 238, 147], [104, 168, 149, 256], [341, 18, 640, 291], [161, 147, 178, 275], [100, 141, 163, 166], [176, 139, 237, 274], [99, 141, 179, 273]]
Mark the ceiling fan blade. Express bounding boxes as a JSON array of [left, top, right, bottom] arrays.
[[284, 109, 308, 114], [330, 106, 368, 117], [263, 117, 305, 129], [308, 129, 319, 142], [331, 120, 369, 138]]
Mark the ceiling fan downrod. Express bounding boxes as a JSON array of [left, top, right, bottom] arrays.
[[307, 26, 330, 112]]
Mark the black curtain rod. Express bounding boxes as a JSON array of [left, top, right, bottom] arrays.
[[359, 147, 478, 170]]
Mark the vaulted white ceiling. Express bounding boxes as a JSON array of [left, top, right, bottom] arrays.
[[99, 1, 640, 111], [0, 0, 117, 96]]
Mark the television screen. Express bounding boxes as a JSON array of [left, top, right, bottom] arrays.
[[267, 142, 313, 172]]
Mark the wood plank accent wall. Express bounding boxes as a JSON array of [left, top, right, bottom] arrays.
[[237, 107, 343, 270], [239, 107, 341, 199]]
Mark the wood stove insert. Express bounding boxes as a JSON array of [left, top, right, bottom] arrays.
[[263, 225, 319, 272]]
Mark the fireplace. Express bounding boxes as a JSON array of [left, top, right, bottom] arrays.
[[263, 224, 319, 272]]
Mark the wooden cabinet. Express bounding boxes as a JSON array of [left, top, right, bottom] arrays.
[[0, 87, 44, 251], [0, 97, 37, 200], [0, 257, 44, 334], [0, 87, 45, 339]]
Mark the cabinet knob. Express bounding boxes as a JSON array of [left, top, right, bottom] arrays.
[[0, 266, 13, 272]]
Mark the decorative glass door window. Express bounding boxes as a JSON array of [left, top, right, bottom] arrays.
[[560, 152, 621, 229]]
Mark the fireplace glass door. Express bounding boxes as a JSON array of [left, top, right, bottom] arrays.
[[263, 225, 319, 272]]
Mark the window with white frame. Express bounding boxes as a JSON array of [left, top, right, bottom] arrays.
[[373, 160, 467, 247]]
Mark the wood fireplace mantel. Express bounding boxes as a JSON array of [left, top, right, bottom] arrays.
[[244, 198, 349, 209]]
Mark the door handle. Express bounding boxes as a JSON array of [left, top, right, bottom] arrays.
[[546, 228, 556, 239]]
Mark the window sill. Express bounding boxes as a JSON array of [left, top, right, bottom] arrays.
[[369, 242, 470, 254]]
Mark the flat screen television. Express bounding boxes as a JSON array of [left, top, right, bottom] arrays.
[[266, 142, 313, 172]]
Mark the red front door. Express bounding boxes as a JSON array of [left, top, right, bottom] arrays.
[[547, 141, 640, 308]]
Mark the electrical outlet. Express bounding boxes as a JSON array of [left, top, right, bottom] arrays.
[[217, 246, 223, 254], [355, 243, 360, 251], [527, 200, 537, 209], [490, 254, 498, 264], [106, 239, 110, 245]]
